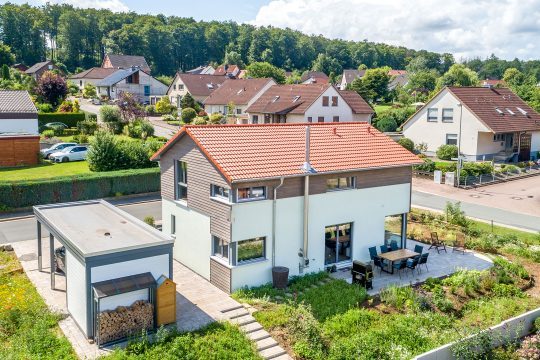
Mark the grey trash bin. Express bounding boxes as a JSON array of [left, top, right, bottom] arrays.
[[272, 266, 289, 289]]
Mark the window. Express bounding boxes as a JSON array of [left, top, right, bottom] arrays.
[[79, 80, 82, 86], [173, 84, 176, 90], [252, 115, 259, 124], [322, 96, 329, 106], [446, 134, 458, 146], [175, 160, 187, 201], [333, 116, 339, 122], [178, 84, 184, 90], [144, 85, 150, 97], [237, 186, 266, 202], [427, 108, 438, 122], [331, 96, 338, 106], [318, 116, 324, 123], [442, 108, 453, 122], [237, 237, 265, 263], [494, 134, 506, 142], [307, 117, 313, 123], [213, 236, 229, 260], [326, 177, 355, 190], [211, 184, 231, 201], [264, 114, 271, 123], [236, 108, 242, 115], [171, 215, 176, 235]]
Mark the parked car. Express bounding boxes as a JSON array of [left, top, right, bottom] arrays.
[[40, 142, 77, 159], [44, 122, 68, 129], [49, 145, 89, 163]]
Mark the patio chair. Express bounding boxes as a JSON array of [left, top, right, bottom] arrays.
[[380, 245, 388, 254], [368, 246, 378, 260], [390, 240, 399, 251], [392, 259, 407, 278], [429, 232, 447, 254], [453, 233, 466, 255], [406, 255, 420, 276], [417, 253, 430, 273], [373, 256, 386, 274], [414, 244, 424, 254]]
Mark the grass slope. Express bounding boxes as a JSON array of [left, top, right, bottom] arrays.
[[0, 161, 90, 182]]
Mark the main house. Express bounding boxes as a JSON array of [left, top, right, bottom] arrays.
[[203, 78, 276, 121], [167, 73, 228, 106], [25, 60, 57, 81], [68, 67, 117, 90], [151, 123, 421, 292], [402, 86, 540, 161], [245, 84, 374, 124], [95, 67, 168, 103], [102, 54, 151, 74]]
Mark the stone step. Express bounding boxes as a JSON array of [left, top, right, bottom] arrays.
[[260, 345, 287, 360], [230, 314, 256, 326], [247, 329, 271, 342], [220, 304, 244, 314], [256, 336, 278, 351], [271, 354, 293, 360], [226, 308, 250, 320], [240, 321, 263, 334]]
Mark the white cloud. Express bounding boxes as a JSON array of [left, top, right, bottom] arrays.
[[37, 0, 129, 12], [252, 0, 540, 60]]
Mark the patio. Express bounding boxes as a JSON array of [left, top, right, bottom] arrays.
[[330, 239, 494, 295]]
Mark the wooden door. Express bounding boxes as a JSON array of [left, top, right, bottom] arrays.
[[519, 133, 532, 161]]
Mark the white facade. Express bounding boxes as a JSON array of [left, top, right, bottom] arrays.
[[98, 71, 168, 102], [168, 76, 208, 106], [163, 182, 411, 291], [0, 118, 38, 134], [71, 78, 102, 91], [66, 249, 87, 335], [532, 131, 540, 159]]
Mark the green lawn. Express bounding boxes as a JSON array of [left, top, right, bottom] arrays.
[[0, 161, 90, 182], [374, 104, 392, 114]]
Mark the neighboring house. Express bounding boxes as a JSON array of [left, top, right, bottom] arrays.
[[339, 69, 366, 90], [25, 60, 56, 81], [245, 84, 374, 124], [68, 67, 117, 90], [102, 54, 151, 74], [12, 63, 28, 72], [402, 86, 540, 161], [203, 78, 276, 121], [167, 73, 228, 106], [213, 64, 241, 78], [301, 71, 329, 84], [95, 67, 168, 103], [0, 90, 40, 166], [481, 79, 505, 88], [339, 69, 408, 90], [388, 73, 409, 91], [151, 122, 421, 292], [186, 65, 215, 75]]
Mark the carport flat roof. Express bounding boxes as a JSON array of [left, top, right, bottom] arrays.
[[34, 200, 173, 258]]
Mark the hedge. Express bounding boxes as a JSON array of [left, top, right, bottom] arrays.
[[38, 112, 87, 128], [0, 168, 160, 209]]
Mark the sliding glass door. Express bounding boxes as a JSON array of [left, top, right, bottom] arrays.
[[324, 223, 352, 266]]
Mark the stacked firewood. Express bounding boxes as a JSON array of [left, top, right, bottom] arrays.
[[97, 300, 154, 344]]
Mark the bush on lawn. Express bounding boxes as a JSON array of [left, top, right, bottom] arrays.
[[145, 105, 156, 116], [398, 137, 415, 152], [209, 113, 224, 124], [0, 167, 160, 209], [38, 112, 86, 129], [193, 117, 207, 125], [41, 129, 54, 139], [414, 158, 436, 172], [181, 107, 197, 124], [77, 119, 98, 135], [72, 134, 89, 143], [123, 118, 154, 139], [436, 144, 458, 160], [375, 117, 398, 132], [36, 103, 53, 113], [100, 105, 123, 134]]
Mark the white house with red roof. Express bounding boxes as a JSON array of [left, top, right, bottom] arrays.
[[403, 86, 540, 161], [151, 123, 421, 292]]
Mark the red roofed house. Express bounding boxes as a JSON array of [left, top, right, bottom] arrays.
[[68, 67, 117, 91], [167, 73, 228, 107], [151, 123, 421, 292], [403, 86, 540, 162], [246, 83, 374, 124]]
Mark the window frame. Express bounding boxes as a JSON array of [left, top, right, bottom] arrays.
[[236, 237, 266, 265], [236, 186, 267, 202], [175, 160, 188, 202], [493, 134, 506, 142], [252, 115, 259, 124], [307, 116, 313, 123], [445, 134, 458, 146], [331, 96, 338, 106], [318, 116, 324, 123], [326, 176, 356, 191], [171, 214, 176, 235], [211, 184, 232, 203], [333, 116, 339, 122], [427, 108, 438, 122], [442, 108, 454, 123], [213, 235, 230, 261], [322, 96, 329, 107]]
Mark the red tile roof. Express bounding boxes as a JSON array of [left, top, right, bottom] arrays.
[[214, 65, 240, 76], [69, 67, 117, 79], [448, 87, 540, 133], [204, 78, 275, 105], [245, 84, 331, 114], [338, 90, 374, 114], [301, 71, 329, 83], [388, 70, 407, 76], [151, 123, 422, 182], [174, 73, 228, 97]]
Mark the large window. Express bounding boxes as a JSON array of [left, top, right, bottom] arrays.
[[175, 160, 187, 201], [322, 96, 329, 106], [213, 236, 229, 260], [326, 177, 355, 191], [427, 108, 438, 122], [211, 184, 231, 202], [442, 108, 453, 122], [325, 223, 352, 265], [446, 134, 458, 146], [384, 214, 404, 247], [237, 186, 266, 202], [237, 237, 265, 263], [252, 115, 259, 124]]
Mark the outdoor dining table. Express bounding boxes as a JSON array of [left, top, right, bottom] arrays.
[[378, 248, 419, 274]]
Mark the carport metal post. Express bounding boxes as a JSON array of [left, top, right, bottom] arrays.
[[37, 221, 42, 271], [49, 234, 55, 289]]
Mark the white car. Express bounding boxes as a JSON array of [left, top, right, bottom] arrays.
[[50, 146, 89, 163], [40, 142, 77, 159]]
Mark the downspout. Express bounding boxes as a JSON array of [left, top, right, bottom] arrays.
[[300, 126, 312, 273], [272, 177, 284, 267]]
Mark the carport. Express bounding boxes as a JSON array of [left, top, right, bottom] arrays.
[[33, 200, 174, 340]]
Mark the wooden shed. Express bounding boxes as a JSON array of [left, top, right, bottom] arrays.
[[156, 275, 176, 326]]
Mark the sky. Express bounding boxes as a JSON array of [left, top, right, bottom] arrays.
[[5, 0, 540, 60]]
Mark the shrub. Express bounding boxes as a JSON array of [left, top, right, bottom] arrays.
[[435, 162, 457, 173], [155, 97, 175, 114], [285, 304, 326, 359], [145, 105, 156, 116], [209, 113, 224, 124], [123, 119, 155, 139], [193, 117, 207, 125], [41, 129, 54, 138], [445, 202, 470, 228], [181, 107, 197, 123], [143, 216, 155, 227], [398, 137, 414, 152], [38, 112, 86, 129], [49, 124, 65, 136], [436, 144, 458, 160], [380, 285, 420, 311], [87, 131, 122, 172], [100, 105, 123, 134], [36, 103, 53, 113], [414, 158, 436, 172], [375, 117, 398, 132], [72, 134, 89, 143], [82, 83, 96, 98], [57, 100, 74, 113], [77, 119, 98, 135]]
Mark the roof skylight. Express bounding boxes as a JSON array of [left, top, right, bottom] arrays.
[[517, 107, 528, 115], [506, 108, 515, 115], [495, 107, 504, 115]]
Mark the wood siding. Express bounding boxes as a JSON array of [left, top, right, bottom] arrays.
[[210, 258, 231, 294], [0, 136, 40, 167], [158, 136, 231, 241]]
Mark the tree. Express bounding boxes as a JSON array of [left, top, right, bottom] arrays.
[[82, 83, 96, 98], [100, 105, 122, 133], [502, 68, 526, 88], [117, 92, 144, 123], [407, 70, 438, 93], [223, 50, 243, 67], [0, 43, 14, 66], [180, 92, 196, 109], [155, 96, 174, 114], [87, 131, 121, 172], [437, 64, 479, 89], [35, 71, 67, 107], [350, 67, 390, 103], [2, 64, 10, 80], [311, 53, 342, 76], [181, 107, 197, 123], [246, 62, 286, 84], [398, 137, 415, 152]]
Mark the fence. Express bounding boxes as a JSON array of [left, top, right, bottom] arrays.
[[414, 307, 540, 360], [459, 164, 540, 188]]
